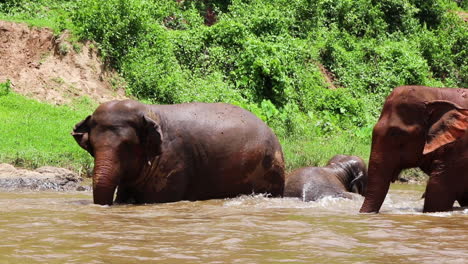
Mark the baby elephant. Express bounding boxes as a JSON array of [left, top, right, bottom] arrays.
[[284, 155, 367, 201]]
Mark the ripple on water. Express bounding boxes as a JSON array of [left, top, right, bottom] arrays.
[[0, 186, 467, 263]]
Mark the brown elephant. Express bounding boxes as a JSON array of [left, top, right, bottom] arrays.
[[284, 155, 367, 201], [72, 100, 285, 205], [360, 86, 468, 213]]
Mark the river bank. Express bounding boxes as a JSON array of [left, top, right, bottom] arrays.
[[0, 162, 427, 192], [0, 163, 91, 191]]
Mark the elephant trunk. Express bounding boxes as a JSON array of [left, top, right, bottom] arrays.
[[359, 153, 400, 213], [92, 151, 121, 205]]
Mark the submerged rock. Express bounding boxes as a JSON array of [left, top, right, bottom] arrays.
[[0, 163, 91, 191]]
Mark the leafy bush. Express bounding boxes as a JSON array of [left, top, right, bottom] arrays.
[[121, 23, 183, 102], [66, 0, 466, 115], [323, 37, 432, 95], [418, 13, 467, 86], [72, 0, 153, 64]]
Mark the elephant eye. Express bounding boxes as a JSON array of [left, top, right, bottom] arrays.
[[118, 128, 140, 144]]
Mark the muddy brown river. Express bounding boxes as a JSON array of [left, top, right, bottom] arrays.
[[0, 184, 466, 263]]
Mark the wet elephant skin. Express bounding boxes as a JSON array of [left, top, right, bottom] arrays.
[[284, 155, 367, 201], [72, 100, 285, 205], [360, 86, 468, 213]]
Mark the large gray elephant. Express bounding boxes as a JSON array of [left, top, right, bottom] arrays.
[[72, 100, 285, 205], [284, 155, 367, 201], [360, 86, 468, 213]]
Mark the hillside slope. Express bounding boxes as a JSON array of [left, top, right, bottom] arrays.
[[0, 20, 126, 105]]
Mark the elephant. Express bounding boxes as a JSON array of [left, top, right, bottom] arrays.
[[284, 155, 367, 201], [360, 85, 468, 213], [72, 100, 285, 205]]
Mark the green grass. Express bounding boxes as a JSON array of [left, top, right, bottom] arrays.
[[0, 15, 59, 32], [0, 0, 76, 34], [281, 132, 371, 172], [0, 92, 93, 172]]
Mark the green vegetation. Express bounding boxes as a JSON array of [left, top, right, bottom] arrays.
[[0, 79, 11, 96], [0, 0, 79, 33], [0, 0, 466, 172], [0, 92, 93, 172]]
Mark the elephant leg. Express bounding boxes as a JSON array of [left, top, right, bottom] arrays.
[[457, 192, 468, 207], [141, 170, 188, 203], [262, 167, 285, 197], [423, 176, 456, 213], [115, 185, 135, 204]]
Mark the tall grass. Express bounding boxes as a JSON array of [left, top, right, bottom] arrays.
[[281, 130, 371, 172]]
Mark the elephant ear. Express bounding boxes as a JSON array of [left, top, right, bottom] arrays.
[[71, 115, 94, 156], [423, 101, 468, 155], [349, 171, 367, 195], [142, 113, 163, 160]]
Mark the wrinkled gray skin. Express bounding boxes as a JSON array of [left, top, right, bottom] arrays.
[[284, 155, 367, 201], [72, 100, 285, 205]]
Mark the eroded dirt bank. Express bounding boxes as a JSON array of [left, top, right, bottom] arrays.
[[0, 20, 126, 105]]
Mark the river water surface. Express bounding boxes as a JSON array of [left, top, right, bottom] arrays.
[[0, 184, 466, 264]]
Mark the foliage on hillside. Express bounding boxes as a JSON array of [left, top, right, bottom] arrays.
[[0, 0, 466, 170], [1, 0, 466, 139]]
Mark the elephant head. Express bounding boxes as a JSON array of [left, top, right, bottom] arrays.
[[327, 155, 368, 195], [72, 100, 163, 205], [360, 86, 468, 213]]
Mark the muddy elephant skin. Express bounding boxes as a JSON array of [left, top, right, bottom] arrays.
[[284, 155, 367, 201], [360, 86, 468, 213], [72, 100, 285, 205]]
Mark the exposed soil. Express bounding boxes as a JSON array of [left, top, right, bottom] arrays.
[[317, 63, 338, 89], [0, 20, 127, 105], [455, 11, 468, 22]]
